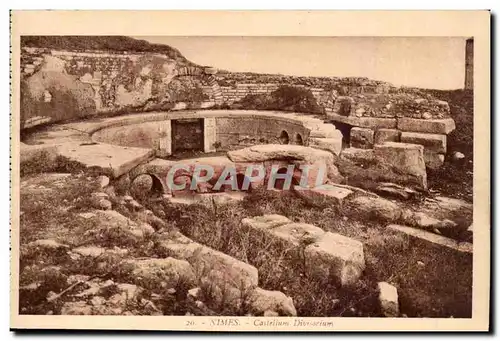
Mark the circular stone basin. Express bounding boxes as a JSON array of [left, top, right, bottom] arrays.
[[90, 110, 315, 155]]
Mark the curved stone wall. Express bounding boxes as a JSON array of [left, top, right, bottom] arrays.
[[91, 110, 338, 156]]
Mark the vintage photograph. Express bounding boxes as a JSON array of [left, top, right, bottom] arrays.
[[10, 11, 490, 332]]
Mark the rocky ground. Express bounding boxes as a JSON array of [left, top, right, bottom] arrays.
[[17, 89, 475, 318], [18, 166, 473, 317]]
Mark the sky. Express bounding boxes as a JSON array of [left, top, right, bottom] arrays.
[[136, 36, 468, 90]]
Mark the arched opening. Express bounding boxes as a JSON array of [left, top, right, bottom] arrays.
[[279, 130, 290, 145], [130, 173, 165, 199], [295, 133, 304, 145]]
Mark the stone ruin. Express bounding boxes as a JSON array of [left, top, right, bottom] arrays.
[[19, 44, 471, 318]]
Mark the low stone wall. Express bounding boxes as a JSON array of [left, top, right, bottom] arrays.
[[90, 110, 339, 157], [329, 113, 456, 168]]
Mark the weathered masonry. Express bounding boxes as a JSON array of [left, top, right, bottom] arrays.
[[88, 110, 343, 158]]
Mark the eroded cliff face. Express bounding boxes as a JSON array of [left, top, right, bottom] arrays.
[[21, 48, 214, 126]]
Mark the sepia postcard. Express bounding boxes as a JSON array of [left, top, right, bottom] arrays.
[[10, 10, 491, 332]]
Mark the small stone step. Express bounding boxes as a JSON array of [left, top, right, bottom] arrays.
[[387, 224, 473, 254]]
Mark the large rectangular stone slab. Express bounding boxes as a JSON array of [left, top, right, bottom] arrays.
[[308, 137, 342, 156], [158, 232, 259, 290], [374, 142, 427, 190], [241, 215, 325, 247], [57, 142, 155, 178], [339, 148, 375, 164], [304, 232, 365, 287], [400, 132, 447, 153], [294, 184, 353, 206], [350, 127, 374, 149], [374, 129, 401, 144], [327, 113, 397, 129], [397, 118, 456, 134], [387, 224, 472, 254], [242, 215, 365, 287]]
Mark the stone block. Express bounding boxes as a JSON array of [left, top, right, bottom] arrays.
[[424, 150, 445, 169], [397, 118, 456, 134], [374, 142, 427, 190], [309, 125, 342, 139], [400, 132, 446, 153], [387, 224, 473, 254], [304, 232, 365, 287], [246, 288, 297, 316], [124, 257, 197, 290], [57, 142, 155, 178], [158, 232, 259, 290], [241, 214, 292, 230], [271, 223, 326, 247], [327, 113, 397, 129], [378, 282, 399, 317], [308, 137, 342, 156], [241, 215, 325, 247], [294, 184, 353, 207], [374, 129, 400, 144], [339, 148, 375, 164], [350, 127, 374, 149]]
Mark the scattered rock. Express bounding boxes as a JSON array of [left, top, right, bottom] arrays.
[[347, 195, 402, 222], [375, 183, 416, 200], [91, 192, 112, 210], [378, 282, 399, 317], [92, 192, 109, 199], [72, 246, 106, 258], [124, 257, 197, 290], [89, 210, 149, 243], [96, 198, 112, 210], [126, 199, 143, 211], [188, 287, 202, 300], [90, 296, 106, 306], [27, 239, 69, 250], [60, 301, 93, 315], [452, 151, 465, 161], [246, 288, 297, 316], [137, 223, 155, 237], [78, 212, 96, 219], [130, 174, 153, 197], [98, 175, 110, 188], [67, 274, 90, 285]]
